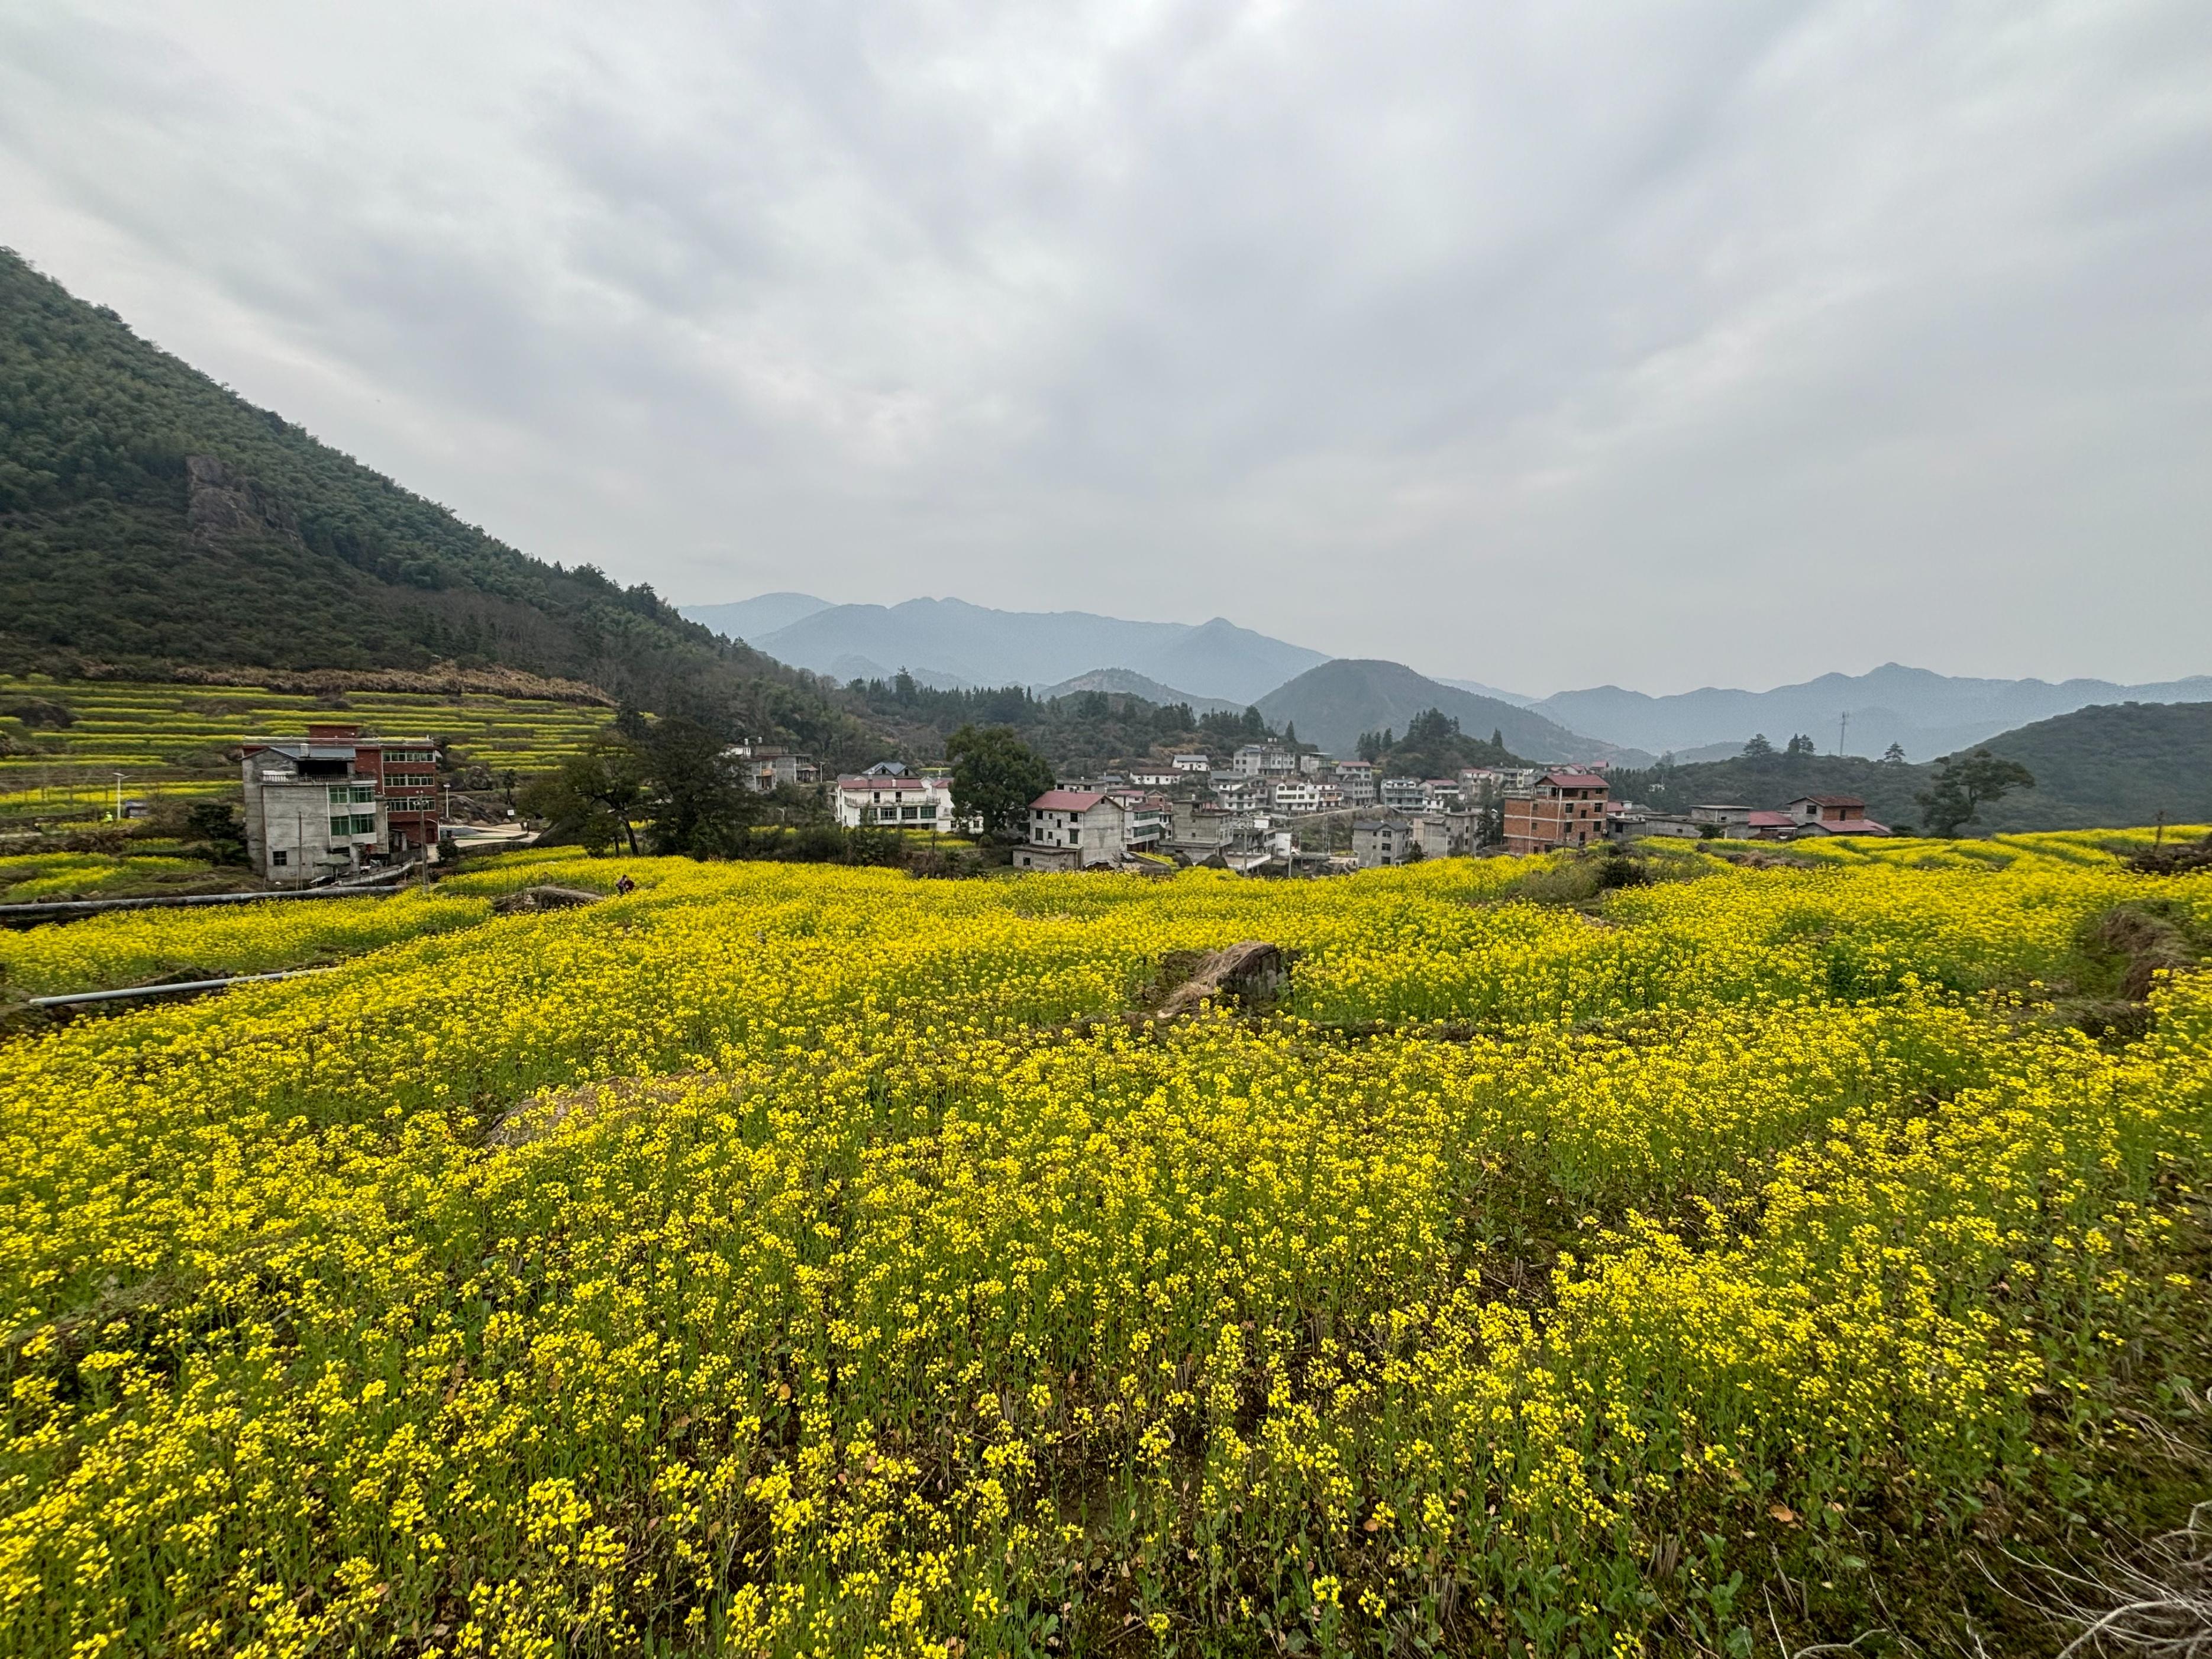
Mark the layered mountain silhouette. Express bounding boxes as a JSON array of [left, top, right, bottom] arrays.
[[1257, 660, 1650, 766], [1531, 664, 2212, 761], [683, 596, 1328, 705]]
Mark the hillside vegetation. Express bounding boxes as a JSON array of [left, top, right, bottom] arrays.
[[3, 836, 2209, 1655], [1258, 659, 1644, 765], [0, 673, 616, 815], [1972, 700, 2212, 830], [0, 251, 877, 764], [1617, 701, 2212, 834]]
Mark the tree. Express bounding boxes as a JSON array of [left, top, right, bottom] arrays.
[[947, 725, 1055, 843], [1914, 748, 2035, 837], [1490, 728, 1503, 750], [643, 718, 756, 856], [1785, 733, 1815, 757], [184, 801, 248, 865], [1741, 734, 1774, 758], [518, 737, 650, 854], [1405, 708, 1459, 748], [1882, 742, 1907, 765]]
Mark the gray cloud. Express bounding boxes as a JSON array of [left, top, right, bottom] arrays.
[[2, 0, 2206, 693]]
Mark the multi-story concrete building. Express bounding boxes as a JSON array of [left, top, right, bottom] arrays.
[[832, 772, 959, 829], [1411, 812, 1477, 859], [1212, 774, 1267, 811], [1379, 776, 1426, 812], [1012, 787, 1170, 869], [1331, 761, 1377, 806], [1015, 789, 1131, 869], [1171, 753, 1212, 774], [1270, 778, 1322, 815], [1232, 744, 1302, 777], [1352, 818, 1412, 867], [725, 743, 821, 793], [240, 723, 442, 882], [1501, 771, 1609, 855]]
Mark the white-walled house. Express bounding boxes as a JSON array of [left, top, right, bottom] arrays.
[[1380, 777, 1426, 812], [1014, 789, 1132, 869], [833, 773, 960, 830], [1352, 818, 1412, 867]]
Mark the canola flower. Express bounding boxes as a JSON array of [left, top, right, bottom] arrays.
[[0, 890, 493, 998], [1, 834, 2208, 1657]]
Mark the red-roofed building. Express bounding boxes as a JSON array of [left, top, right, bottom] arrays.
[[1501, 770, 1610, 856], [1745, 810, 1797, 839], [1016, 790, 1131, 869], [1785, 795, 1891, 837]]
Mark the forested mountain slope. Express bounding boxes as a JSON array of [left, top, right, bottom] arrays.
[[0, 251, 879, 762], [1256, 659, 1644, 764]]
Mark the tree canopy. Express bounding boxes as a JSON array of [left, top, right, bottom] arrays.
[[1916, 749, 2036, 838], [947, 725, 1056, 843]]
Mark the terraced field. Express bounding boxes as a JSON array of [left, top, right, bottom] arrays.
[[0, 676, 615, 818]]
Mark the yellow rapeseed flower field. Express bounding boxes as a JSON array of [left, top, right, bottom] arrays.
[[2, 833, 2208, 1656]]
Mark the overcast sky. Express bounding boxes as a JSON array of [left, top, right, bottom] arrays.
[[4, 1, 2208, 695]]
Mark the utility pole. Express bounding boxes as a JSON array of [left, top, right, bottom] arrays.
[[113, 772, 124, 822], [1838, 712, 1849, 757]]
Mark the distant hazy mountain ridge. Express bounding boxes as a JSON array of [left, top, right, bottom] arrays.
[[1618, 700, 2212, 835], [1257, 660, 1651, 766], [684, 595, 1329, 705], [683, 592, 834, 642], [1532, 663, 2212, 761]]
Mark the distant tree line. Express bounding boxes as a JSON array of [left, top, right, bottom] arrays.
[[1357, 709, 1518, 776], [845, 670, 1278, 775]]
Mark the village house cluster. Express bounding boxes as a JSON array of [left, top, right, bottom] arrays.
[[1009, 741, 1558, 874], [238, 722, 1891, 889], [238, 722, 448, 882]]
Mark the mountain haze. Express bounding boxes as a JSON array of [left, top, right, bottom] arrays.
[[682, 592, 834, 643], [1257, 660, 1646, 765], [685, 596, 1328, 704], [1535, 664, 2212, 761]]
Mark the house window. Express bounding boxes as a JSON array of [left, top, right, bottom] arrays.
[[271, 849, 288, 867]]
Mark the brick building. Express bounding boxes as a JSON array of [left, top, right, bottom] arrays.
[[240, 723, 442, 882], [1501, 770, 1609, 856]]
